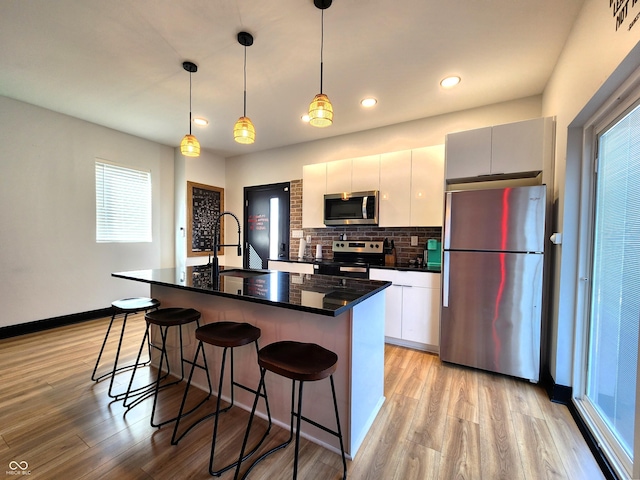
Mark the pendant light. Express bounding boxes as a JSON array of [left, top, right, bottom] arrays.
[[308, 0, 333, 128], [233, 31, 256, 144], [180, 61, 200, 157]]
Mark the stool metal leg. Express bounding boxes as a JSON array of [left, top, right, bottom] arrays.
[[121, 324, 165, 406], [236, 373, 348, 480], [235, 369, 293, 480], [171, 340, 214, 445], [92, 308, 156, 388], [91, 311, 119, 382], [122, 322, 184, 414], [293, 380, 304, 479], [148, 321, 199, 427], [330, 375, 348, 479]]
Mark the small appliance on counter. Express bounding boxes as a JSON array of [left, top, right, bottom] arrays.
[[297, 238, 307, 259], [383, 238, 396, 266], [425, 239, 441, 269]]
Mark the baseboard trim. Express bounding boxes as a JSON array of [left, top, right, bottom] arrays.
[[542, 366, 619, 480], [0, 308, 114, 339], [541, 367, 573, 404]]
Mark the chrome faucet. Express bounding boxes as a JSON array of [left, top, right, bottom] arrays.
[[210, 211, 242, 288]]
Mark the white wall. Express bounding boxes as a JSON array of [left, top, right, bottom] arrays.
[[0, 96, 175, 328], [542, 0, 640, 385]]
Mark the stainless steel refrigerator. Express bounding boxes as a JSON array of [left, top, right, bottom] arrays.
[[440, 185, 546, 382]]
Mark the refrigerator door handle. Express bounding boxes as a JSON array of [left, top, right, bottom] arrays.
[[442, 251, 450, 307], [443, 193, 452, 250]]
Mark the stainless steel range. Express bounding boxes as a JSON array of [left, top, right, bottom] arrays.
[[313, 241, 384, 278]]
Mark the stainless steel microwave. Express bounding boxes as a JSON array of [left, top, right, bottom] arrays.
[[323, 190, 379, 226]]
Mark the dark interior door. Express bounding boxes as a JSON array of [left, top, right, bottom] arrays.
[[244, 182, 290, 269]]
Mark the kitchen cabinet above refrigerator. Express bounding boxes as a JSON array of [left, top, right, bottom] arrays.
[[445, 117, 554, 183]]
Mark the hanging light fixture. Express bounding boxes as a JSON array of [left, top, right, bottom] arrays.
[[180, 61, 200, 157], [308, 0, 333, 128], [233, 31, 256, 144]]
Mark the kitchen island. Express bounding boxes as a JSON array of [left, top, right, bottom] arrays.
[[112, 266, 390, 458]]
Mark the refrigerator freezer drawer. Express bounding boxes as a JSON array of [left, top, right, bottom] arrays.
[[443, 185, 546, 253], [440, 250, 543, 381]]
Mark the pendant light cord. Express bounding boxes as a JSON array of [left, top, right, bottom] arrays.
[[320, 8, 324, 94], [189, 71, 193, 135], [243, 44, 247, 117]]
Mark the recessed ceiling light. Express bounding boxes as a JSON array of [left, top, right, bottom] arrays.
[[301, 114, 310, 123], [440, 76, 461, 89], [193, 117, 209, 126], [361, 98, 377, 108]]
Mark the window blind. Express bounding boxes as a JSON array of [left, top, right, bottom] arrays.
[[95, 160, 152, 243]]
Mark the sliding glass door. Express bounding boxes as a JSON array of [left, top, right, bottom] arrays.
[[582, 100, 640, 476]]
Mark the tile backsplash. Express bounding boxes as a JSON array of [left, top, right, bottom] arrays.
[[289, 179, 442, 265]]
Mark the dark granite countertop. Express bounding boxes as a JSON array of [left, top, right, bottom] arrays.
[[112, 265, 391, 317]]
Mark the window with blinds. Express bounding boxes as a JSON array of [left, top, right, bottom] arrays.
[[586, 101, 640, 459], [95, 160, 152, 243]]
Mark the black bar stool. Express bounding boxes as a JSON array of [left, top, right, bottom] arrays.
[[91, 297, 160, 399], [171, 321, 272, 477], [234, 341, 347, 480], [123, 307, 210, 428]]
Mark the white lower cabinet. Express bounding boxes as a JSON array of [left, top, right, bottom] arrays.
[[370, 268, 440, 352]]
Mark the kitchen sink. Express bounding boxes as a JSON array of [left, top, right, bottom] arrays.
[[219, 268, 270, 278]]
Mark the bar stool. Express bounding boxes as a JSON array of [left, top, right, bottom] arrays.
[[234, 341, 347, 480], [123, 307, 210, 428], [91, 297, 160, 399], [171, 321, 272, 477]]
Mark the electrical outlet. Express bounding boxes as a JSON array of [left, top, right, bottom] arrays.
[[411, 236, 418, 246], [306, 235, 312, 243]]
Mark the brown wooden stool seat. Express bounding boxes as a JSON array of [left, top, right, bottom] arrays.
[[146, 307, 201, 326], [122, 307, 210, 429], [257, 341, 338, 381], [196, 321, 261, 348], [235, 341, 347, 480], [91, 297, 160, 400], [172, 321, 271, 477]]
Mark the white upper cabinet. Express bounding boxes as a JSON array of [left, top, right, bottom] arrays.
[[491, 117, 551, 175], [411, 145, 445, 226], [302, 163, 326, 228], [445, 117, 554, 181], [325, 155, 381, 195], [445, 126, 492, 179], [325, 159, 352, 194], [302, 145, 446, 228], [379, 150, 412, 227], [351, 154, 380, 192]]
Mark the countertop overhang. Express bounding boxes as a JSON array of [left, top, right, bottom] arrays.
[[112, 266, 391, 317]]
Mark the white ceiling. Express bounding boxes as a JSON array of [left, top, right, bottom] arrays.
[[0, 0, 584, 158]]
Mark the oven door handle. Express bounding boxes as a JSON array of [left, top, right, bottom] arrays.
[[339, 266, 368, 273]]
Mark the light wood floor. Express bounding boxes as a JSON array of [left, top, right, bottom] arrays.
[[0, 315, 604, 480]]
